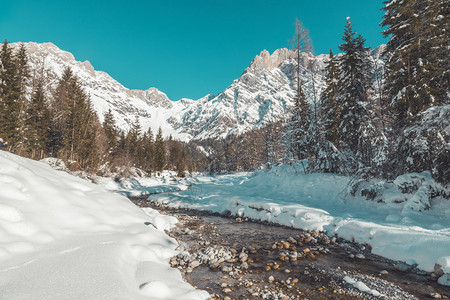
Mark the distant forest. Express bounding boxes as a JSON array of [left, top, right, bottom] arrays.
[[0, 0, 448, 183]]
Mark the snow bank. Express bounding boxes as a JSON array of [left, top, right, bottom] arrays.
[[0, 151, 208, 299], [343, 276, 382, 297], [95, 170, 191, 197], [145, 165, 450, 278]]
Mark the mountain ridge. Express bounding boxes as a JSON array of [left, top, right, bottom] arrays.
[[10, 41, 383, 141]]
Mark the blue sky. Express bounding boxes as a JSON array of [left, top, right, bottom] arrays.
[[1, 0, 387, 100]]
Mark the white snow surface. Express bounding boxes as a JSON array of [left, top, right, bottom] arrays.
[[0, 151, 208, 299], [343, 276, 383, 297], [98, 165, 450, 277]]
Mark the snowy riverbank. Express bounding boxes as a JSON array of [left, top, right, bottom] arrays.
[[99, 165, 450, 286], [0, 151, 209, 299]]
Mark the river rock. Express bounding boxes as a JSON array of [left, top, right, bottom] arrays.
[[189, 260, 200, 269], [222, 265, 233, 272]]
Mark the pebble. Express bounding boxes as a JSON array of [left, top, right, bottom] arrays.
[[380, 270, 389, 276], [355, 254, 365, 259], [223, 288, 232, 293], [221, 265, 233, 272], [431, 292, 442, 299], [268, 275, 274, 282], [349, 254, 355, 259], [189, 260, 200, 268]]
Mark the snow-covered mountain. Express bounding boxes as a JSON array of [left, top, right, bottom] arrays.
[[14, 42, 381, 141], [173, 49, 328, 139], [15, 42, 191, 140]]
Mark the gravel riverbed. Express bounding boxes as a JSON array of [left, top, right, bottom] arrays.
[[132, 197, 450, 299]]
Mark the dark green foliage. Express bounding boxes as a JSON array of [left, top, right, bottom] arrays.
[[154, 127, 166, 172], [381, 0, 449, 183], [49, 67, 99, 168], [381, 0, 449, 128], [103, 109, 117, 154], [25, 77, 51, 158], [336, 19, 373, 156], [0, 40, 23, 147]]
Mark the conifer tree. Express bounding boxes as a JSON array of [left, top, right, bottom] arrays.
[[14, 43, 31, 155], [381, 0, 449, 182], [154, 127, 166, 172], [321, 49, 340, 145], [127, 116, 142, 158], [0, 40, 22, 147], [50, 67, 98, 168], [102, 109, 117, 154], [26, 77, 50, 159], [381, 0, 447, 128], [336, 18, 372, 156], [142, 127, 154, 173]]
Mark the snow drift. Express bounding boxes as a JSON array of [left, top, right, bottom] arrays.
[[0, 151, 208, 299]]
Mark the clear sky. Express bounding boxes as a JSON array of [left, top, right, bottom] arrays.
[[1, 0, 387, 100]]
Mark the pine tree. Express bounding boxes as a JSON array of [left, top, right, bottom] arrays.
[[381, 0, 447, 128], [50, 67, 98, 168], [143, 127, 154, 173], [154, 127, 166, 173], [102, 109, 117, 154], [14, 43, 30, 155], [0, 40, 22, 147], [26, 77, 50, 159], [336, 18, 373, 157], [127, 116, 142, 158], [321, 49, 340, 145], [49, 67, 73, 155], [381, 0, 449, 181]]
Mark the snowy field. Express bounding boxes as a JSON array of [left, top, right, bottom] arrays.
[[101, 165, 450, 286], [0, 151, 209, 299]]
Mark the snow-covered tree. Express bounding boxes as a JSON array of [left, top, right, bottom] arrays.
[[333, 18, 380, 174], [284, 19, 313, 163]]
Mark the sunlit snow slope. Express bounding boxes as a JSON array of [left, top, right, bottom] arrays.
[[0, 151, 209, 299]]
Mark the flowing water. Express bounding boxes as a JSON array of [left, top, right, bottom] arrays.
[[131, 196, 450, 299]]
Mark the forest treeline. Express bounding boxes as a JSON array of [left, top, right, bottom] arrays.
[[0, 0, 448, 183], [0, 42, 208, 176]]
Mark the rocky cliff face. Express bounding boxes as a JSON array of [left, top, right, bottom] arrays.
[[13, 42, 382, 141], [173, 48, 328, 139]]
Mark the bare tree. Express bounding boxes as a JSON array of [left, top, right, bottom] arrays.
[[289, 18, 313, 100], [284, 18, 314, 165]]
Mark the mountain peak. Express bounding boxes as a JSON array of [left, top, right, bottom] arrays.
[[249, 48, 293, 71]]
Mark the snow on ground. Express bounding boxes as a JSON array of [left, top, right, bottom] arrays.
[[0, 151, 209, 299], [343, 276, 383, 297], [100, 165, 450, 285], [95, 170, 190, 197]]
